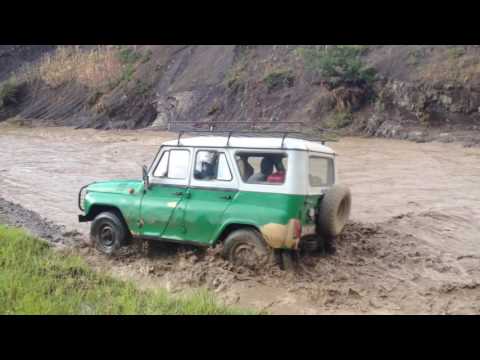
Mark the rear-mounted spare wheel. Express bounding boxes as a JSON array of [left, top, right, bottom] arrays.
[[317, 185, 352, 238]]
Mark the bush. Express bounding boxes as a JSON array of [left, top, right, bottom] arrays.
[[0, 78, 22, 108], [117, 47, 143, 65], [300, 45, 376, 87], [263, 69, 295, 92], [326, 110, 353, 129]]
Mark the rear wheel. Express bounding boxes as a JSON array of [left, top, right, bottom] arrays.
[[90, 211, 129, 256], [223, 229, 272, 270]]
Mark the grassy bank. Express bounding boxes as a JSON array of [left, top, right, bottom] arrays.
[[0, 225, 253, 315]]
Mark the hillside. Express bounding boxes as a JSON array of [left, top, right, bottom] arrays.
[[1, 45, 480, 145]]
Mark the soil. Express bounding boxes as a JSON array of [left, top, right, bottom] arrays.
[[1, 126, 480, 314]]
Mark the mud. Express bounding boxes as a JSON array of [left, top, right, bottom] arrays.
[[1, 125, 480, 314], [0, 197, 83, 247]]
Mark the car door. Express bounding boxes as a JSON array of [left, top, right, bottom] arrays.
[[140, 147, 191, 238], [178, 148, 238, 245]]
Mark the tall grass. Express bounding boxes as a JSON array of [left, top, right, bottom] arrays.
[[16, 46, 124, 89], [0, 225, 255, 315]]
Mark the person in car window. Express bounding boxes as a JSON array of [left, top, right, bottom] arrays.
[[267, 156, 286, 183], [248, 156, 274, 183], [195, 151, 218, 180]]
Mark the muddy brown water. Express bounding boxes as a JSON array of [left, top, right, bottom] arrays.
[[1, 125, 480, 314]]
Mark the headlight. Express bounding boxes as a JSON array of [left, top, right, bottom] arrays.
[[78, 186, 89, 211]]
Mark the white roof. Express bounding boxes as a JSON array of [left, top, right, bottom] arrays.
[[162, 136, 335, 154]]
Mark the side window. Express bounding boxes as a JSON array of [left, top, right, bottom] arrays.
[[153, 149, 190, 179], [168, 150, 190, 179], [194, 150, 232, 181], [309, 156, 334, 186], [235, 152, 288, 184]]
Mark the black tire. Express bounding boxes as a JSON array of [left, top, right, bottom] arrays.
[[318, 185, 352, 238], [222, 229, 272, 269], [90, 211, 128, 256], [300, 234, 321, 253]]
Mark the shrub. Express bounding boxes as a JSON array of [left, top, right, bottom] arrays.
[[0, 78, 22, 108], [263, 69, 295, 92], [224, 58, 248, 89], [300, 45, 375, 87], [326, 110, 353, 129], [117, 47, 143, 65]]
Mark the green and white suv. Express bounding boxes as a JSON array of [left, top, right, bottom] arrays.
[[78, 134, 351, 268]]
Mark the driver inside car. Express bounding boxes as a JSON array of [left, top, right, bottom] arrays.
[[195, 151, 218, 180]]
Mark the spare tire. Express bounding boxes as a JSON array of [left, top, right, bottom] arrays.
[[317, 185, 351, 238]]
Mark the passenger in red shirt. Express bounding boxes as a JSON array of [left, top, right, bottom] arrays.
[[267, 156, 286, 183]]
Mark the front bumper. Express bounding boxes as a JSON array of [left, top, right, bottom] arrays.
[[78, 214, 88, 223]]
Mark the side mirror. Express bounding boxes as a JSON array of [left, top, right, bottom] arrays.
[[142, 165, 150, 190]]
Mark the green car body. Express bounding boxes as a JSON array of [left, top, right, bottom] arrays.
[[79, 136, 338, 250]]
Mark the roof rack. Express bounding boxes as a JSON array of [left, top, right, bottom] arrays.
[[168, 120, 338, 148]]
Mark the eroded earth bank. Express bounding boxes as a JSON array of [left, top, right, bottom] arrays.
[[1, 125, 480, 314]]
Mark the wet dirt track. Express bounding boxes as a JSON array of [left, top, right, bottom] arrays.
[[1, 125, 480, 314]]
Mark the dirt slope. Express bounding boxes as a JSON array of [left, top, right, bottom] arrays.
[[1, 45, 480, 145]]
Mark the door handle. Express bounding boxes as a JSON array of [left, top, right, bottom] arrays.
[[221, 195, 233, 200], [173, 191, 183, 196]]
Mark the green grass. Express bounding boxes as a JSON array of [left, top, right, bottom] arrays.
[[0, 225, 255, 315]]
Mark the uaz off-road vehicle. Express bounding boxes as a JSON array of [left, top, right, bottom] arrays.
[[78, 132, 351, 268]]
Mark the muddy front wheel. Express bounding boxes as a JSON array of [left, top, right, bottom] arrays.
[[90, 211, 128, 256], [223, 229, 272, 270]]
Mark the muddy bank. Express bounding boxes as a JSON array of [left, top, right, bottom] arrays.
[[1, 127, 480, 314], [0, 197, 84, 247]]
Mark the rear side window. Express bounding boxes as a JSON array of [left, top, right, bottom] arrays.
[[309, 156, 334, 186], [235, 152, 288, 184], [153, 149, 190, 179], [194, 150, 232, 181]]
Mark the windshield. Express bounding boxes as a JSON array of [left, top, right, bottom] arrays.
[[309, 156, 334, 186]]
